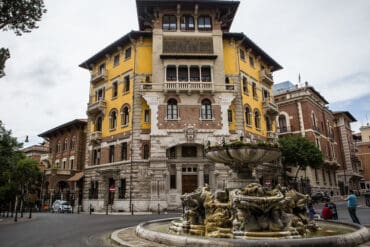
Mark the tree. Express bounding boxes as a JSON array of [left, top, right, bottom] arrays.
[[279, 136, 324, 184], [10, 156, 41, 221], [0, 120, 22, 187], [0, 0, 47, 78]]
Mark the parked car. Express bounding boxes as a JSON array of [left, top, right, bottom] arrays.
[[310, 192, 330, 204], [52, 200, 72, 213]]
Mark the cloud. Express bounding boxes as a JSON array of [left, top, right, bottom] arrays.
[[320, 72, 370, 103]]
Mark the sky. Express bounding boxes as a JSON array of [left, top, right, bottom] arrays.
[[1, 0, 370, 147]]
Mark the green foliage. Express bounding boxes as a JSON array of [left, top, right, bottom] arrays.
[[0, 120, 42, 204], [0, 0, 47, 77], [0, 120, 22, 184], [279, 136, 323, 180]]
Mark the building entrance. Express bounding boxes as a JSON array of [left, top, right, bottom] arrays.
[[108, 178, 115, 205], [182, 175, 198, 193]]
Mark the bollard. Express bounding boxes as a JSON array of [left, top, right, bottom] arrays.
[[157, 203, 160, 215], [106, 204, 108, 215], [131, 204, 134, 215], [29, 206, 32, 219], [77, 205, 80, 214], [89, 204, 92, 215]]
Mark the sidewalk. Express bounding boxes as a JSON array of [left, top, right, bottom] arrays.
[[0, 216, 32, 225]]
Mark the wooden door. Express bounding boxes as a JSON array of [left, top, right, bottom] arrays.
[[182, 175, 198, 194]]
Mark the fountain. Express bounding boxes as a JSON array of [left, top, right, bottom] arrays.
[[135, 140, 370, 246]]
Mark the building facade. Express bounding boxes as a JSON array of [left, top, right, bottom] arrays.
[[80, 0, 282, 212], [355, 125, 370, 191], [38, 119, 87, 209], [273, 82, 341, 195], [22, 143, 49, 171], [334, 111, 363, 194]]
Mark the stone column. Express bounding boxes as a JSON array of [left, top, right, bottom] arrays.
[[142, 95, 167, 136], [215, 95, 235, 135], [297, 102, 305, 137], [176, 164, 182, 194], [198, 164, 204, 188]]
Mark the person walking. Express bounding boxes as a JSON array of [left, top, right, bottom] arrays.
[[344, 190, 360, 224]]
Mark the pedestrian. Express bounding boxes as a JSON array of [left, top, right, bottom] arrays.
[[307, 202, 316, 220], [329, 202, 338, 220], [344, 190, 361, 224], [321, 203, 333, 220]]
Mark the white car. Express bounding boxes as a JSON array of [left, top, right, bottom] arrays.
[[52, 200, 72, 213]]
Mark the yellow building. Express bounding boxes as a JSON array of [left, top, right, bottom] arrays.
[[80, 0, 282, 211]]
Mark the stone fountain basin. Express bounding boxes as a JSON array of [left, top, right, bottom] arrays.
[[206, 146, 280, 164], [136, 218, 370, 247]]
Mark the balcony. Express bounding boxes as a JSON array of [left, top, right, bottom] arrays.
[[91, 69, 107, 84], [263, 97, 279, 117], [260, 70, 274, 86], [87, 100, 106, 116], [312, 125, 321, 134], [90, 131, 102, 143], [44, 168, 72, 176], [267, 131, 277, 141], [164, 81, 214, 94], [278, 126, 292, 134]]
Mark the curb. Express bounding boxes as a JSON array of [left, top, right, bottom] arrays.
[[111, 227, 135, 247]]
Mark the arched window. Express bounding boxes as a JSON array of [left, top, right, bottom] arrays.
[[163, 15, 177, 30], [121, 106, 130, 126], [201, 99, 212, 119], [95, 116, 102, 131], [312, 112, 317, 128], [278, 115, 287, 133], [70, 136, 76, 150], [64, 139, 68, 151], [57, 141, 61, 153], [265, 116, 272, 132], [245, 105, 252, 126], [110, 110, 118, 129], [180, 15, 194, 30], [279, 115, 288, 133], [167, 99, 178, 120], [254, 109, 261, 129]]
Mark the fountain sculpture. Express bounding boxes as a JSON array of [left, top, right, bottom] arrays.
[[170, 141, 319, 239], [135, 140, 370, 246]]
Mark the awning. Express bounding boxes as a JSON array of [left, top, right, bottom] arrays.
[[67, 172, 84, 182]]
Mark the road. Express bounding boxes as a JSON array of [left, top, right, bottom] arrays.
[[0, 212, 180, 247], [1, 200, 370, 247]]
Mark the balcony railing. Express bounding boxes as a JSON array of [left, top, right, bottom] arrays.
[[278, 126, 292, 134], [267, 131, 277, 140], [262, 97, 279, 117], [90, 131, 102, 143], [260, 70, 274, 86], [44, 168, 72, 176], [140, 81, 236, 94], [87, 100, 106, 116], [91, 69, 107, 84], [312, 125, 320, 133], [164, 81, 214, 94]]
